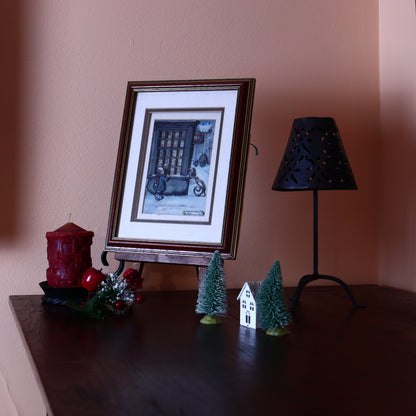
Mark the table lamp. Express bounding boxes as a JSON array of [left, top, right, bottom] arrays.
[[273, 117, 363, 311]]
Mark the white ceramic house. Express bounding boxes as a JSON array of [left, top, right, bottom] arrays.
[[237, 281, 262, 329]]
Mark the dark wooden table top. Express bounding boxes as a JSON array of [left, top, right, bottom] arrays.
[[9, 285, 416, 416]]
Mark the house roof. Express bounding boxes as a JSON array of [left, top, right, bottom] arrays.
[[237, 281, 263, 300]]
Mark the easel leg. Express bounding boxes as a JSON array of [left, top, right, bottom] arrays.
[[196, 266, 207, 283], [133, 262, 145, 276]]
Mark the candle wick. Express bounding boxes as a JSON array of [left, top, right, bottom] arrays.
[[68, 213, 72, 223]]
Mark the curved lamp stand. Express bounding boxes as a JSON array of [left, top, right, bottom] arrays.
[[289, 190, 365, 311]]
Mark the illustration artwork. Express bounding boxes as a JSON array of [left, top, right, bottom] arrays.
[[141, 119, 216, 219]]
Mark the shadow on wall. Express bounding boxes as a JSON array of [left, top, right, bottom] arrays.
[[0, 1, 20, 240], [380, 95, 416, 287]]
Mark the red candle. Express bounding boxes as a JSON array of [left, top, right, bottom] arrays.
[[46, 222, 94, 288]]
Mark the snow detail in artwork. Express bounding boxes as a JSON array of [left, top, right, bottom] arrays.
[[142, 164, 211, 216]]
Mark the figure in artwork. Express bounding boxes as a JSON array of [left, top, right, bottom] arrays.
[[152, 167, 169, 201]]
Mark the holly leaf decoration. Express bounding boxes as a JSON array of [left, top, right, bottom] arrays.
[[66, 295, 108, 319]]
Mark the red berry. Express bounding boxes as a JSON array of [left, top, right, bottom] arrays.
[[114, 300, 124, 310], [123, 268, 134, 278], [135, 293, 144, 304]]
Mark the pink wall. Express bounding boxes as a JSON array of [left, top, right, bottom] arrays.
[[379, 0, 416, 292], [0, 1, 380, 414]]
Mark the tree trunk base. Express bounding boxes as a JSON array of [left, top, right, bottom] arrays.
[[266, 327, 290, 336], [200, 314, 222, 325]]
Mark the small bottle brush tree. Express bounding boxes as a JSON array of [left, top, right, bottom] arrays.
[[257, 261, 292, 336], [195, 250, 227, 324]]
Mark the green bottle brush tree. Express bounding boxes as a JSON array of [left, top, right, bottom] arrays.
[[195, 250, 227, 324], [257, 261, 292, 336]]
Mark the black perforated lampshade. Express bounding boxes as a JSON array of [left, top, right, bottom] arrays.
[[273, 117, 357, 191]]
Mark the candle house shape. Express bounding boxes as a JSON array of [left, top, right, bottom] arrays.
[[46, 223, 94, 288]]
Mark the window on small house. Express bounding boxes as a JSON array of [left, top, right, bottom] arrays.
[[242, 300, 246, 309], [250, 302, 254, 311], [246, 290, 251, 298], [246, 313, 251, 324]]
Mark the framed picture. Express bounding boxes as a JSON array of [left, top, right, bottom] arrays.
[[105, 79, 255, 260]]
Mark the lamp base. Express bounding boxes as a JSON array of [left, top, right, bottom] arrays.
[[289, 274, 366, 312]]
